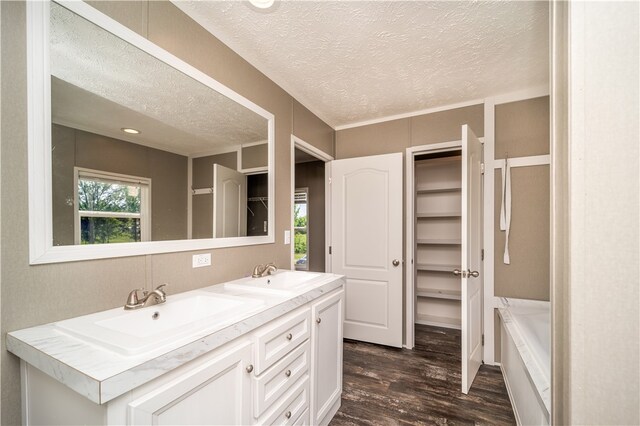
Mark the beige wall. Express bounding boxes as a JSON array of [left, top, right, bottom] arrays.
[[52, 125, 188, 244], [493, 97, 550, 301], [495, 96, 550, 159], [0, 2, 334, 424], [242, 143, 268, 169], [295, 160, 326, 273], [336, 104, 484, 159], [192, 152, 237, 188], [292, 100, 334, 157]]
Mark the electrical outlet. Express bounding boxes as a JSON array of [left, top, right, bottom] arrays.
[[192, 253, 211, 268], [284, 230, 291, 245]]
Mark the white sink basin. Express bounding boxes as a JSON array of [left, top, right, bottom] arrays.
[[56, 292, 264, 356], [224, 271, 321, 295]]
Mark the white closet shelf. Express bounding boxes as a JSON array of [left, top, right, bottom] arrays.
[[415, 185, 461, 194], [416, 238, 461, 245], [416, 263, 458, 272], [416, 289, 461, 301], [416, 212, 462, 218], [415, 313, 461, 329]]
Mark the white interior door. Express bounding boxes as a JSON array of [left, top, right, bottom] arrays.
[[461, 124, 483, 393], [330, 153, 403, 348], [213, 164, 247, 238]]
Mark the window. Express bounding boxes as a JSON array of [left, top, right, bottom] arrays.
[[75, 168, 151, 245], [294, 188, 308, 270]]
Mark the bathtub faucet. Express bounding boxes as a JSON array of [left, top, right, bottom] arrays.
[[252, 263, 277, 278]]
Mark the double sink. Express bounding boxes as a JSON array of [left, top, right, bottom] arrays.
[[54, 271, 321, 357]]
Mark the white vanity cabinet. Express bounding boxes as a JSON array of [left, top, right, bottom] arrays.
[[310, 290, 344, 426], [127, 341, 253, 425], [16, 286, 344, 426]]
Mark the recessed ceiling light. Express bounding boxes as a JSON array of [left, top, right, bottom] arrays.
[[249, 0, 274, 9], [121, 128, 141, 134]]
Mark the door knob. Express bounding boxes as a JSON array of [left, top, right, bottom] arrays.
[[467, 270, 480, 278], [392, 259, 400, 267]]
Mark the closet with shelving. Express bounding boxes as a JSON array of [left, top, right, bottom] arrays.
[[413, 151, 463, 329]]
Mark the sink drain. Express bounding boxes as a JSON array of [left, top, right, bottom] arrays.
[[152, 311, 160, 320]]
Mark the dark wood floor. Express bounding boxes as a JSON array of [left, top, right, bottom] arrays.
[[330, 324, 516, 425]]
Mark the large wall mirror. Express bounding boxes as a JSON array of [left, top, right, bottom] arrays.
[[27, 1, 275, 264]]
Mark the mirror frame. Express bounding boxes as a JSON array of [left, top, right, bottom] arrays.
[[27, 0, 275, 264]]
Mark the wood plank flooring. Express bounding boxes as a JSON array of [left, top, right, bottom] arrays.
[[330, 324, 516, 425]]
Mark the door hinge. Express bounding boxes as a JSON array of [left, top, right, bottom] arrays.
[[482, 334, 485, 346], [329, 246, 332, 255], [481, 162, 485, 174], [328, 177, 332, 184], [481, 249, 484, 261]]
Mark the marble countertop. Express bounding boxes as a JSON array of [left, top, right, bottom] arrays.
[[6, 271, 344, 405]]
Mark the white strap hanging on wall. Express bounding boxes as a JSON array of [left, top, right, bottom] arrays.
[[500, 158, 511, 264]]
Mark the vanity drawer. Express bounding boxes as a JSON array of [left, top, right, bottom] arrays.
[[254, 307, 310, 374], [292, 408, 310, 425], [257, 375, 309, 425], [254, 340, 310, 418]]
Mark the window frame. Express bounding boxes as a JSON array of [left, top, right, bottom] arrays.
[[74, 167, 152, 245]]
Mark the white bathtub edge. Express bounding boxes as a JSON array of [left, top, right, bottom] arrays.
[[498, 307, 551, 418]]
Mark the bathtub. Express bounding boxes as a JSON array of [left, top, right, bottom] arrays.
[[498, 298, 550, 425]]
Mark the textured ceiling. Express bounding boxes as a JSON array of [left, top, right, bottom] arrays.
[[174, 1, 549, 128], [51, 2, 267, 156]]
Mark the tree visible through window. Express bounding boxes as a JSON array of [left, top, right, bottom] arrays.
[[75, 169, 150, 244], [294, 188, 308, 270]]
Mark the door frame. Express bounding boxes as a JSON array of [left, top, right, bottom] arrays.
[[405, 140, 465, 349], [290, 135, 334, 271]]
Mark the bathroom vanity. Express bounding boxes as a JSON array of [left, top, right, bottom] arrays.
[[7, 271, 344, 425]]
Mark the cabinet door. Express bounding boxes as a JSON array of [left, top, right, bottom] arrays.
[[128, 341, 252, 425], [310, 290, 344, 425]]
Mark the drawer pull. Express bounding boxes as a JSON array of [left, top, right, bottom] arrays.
[[246, 364, 254, 373], [285, 411, 292, 419], [286, 333, 293, 340], [316, 317, 322, 324], [285, 369, 291, 377]]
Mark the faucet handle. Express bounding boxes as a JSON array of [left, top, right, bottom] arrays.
[[155, 284, 168, 292], [126, 288, 144, 305], [252, 264, 266, 278], [266, 262, 278, 275]]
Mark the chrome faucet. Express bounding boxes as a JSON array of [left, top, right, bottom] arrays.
[[252, 263, 277, 278], [124, 284, 168, 310]]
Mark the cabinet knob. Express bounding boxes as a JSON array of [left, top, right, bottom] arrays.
[[246, 364, 254, 373], [316, 317, 322, 324], [468, 269, 480, 278], [285, 411, 292, 419], [392, 259, 400, 267], [286, 333, 293, 340], [285, 369, 291, 377]]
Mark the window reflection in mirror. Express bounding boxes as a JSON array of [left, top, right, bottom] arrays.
[[49, 2, 269, 247], [75, 169, 150, 244]]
